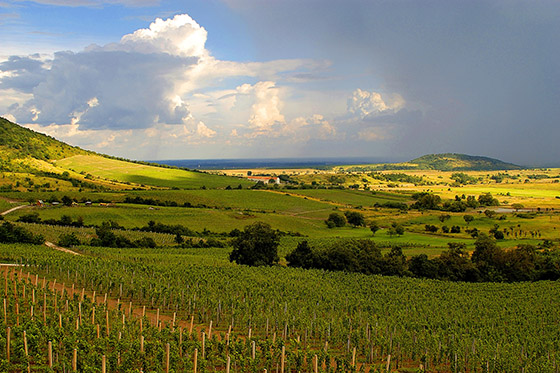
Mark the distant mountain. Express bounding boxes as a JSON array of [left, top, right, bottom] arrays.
[[408, 153, 522, 171]]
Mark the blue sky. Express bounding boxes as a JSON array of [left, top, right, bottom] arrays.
[[1, 0, 560, 165]]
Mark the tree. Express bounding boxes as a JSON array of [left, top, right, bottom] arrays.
[[369, 221, 380, 236], [411, 192, 441, 210], [478, 192, 499, 206], [392, 222, 405, 236], [174, 233, 184, 245], [229, 222, 280, 266], [511, 203, 524, 212], [325, 212, 346, 228], [344, 211, 365, 227], [61, 195, 73, 206], [484, 209, 497, 218], [286, 241, 314, 268], [58, 233, 81, 247], [438, 214, 451, 223], [463, 214, 474, 225]]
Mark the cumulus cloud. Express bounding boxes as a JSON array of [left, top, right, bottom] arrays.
[[347, 89, 405, 119], [2, 14, 211, 133], [0, 12, 327, 157]]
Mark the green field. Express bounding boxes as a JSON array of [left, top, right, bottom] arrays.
[[55, 155, 254, 189]]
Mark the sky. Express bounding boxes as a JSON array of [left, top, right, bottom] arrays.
[[1, 1, 559, 165]]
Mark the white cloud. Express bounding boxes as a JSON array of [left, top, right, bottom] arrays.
[[246, 81, 285, 130], [0, 12, 344, 159], [118, 14, 208, 58], [347, 89, 405, 119]]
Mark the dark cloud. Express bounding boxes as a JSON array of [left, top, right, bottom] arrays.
[[225, 0, 560, 164], [0, 55, 47, 93]]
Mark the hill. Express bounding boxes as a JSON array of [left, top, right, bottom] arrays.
[[408, 153, 522, 171], [0, 117, 252, 190], [0, 117, 88, 170]]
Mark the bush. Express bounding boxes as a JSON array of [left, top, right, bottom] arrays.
[[0, 222, 44, 244], [344, 211, 366, 227], [58, 233, 81, 247], [325, 212, 346, 228], [229, 222, 280, 266]]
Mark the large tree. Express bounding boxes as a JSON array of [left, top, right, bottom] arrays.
[[229, 222, 280, 266]]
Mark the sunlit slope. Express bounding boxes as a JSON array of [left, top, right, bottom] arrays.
[[0, 117, 87, 167], [55, 154, 253, 189]]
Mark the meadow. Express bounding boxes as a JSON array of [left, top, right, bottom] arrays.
[[55, 155, 253, 190]]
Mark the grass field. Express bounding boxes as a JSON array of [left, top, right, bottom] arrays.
[[55, 155, 254, 189]]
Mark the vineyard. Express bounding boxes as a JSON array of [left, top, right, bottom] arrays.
[[1, 243, 559, 372]]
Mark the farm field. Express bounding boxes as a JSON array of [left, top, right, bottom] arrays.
[[2, 142, 560, 371]]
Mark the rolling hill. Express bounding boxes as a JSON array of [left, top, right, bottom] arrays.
[[408, 153, 522, 171], [0, 117, 252, 190]]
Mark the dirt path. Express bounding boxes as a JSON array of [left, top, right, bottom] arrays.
[[1, 204, 29, 216], [45, 241, 82, 256]]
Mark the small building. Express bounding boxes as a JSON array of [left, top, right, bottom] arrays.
[[247, 176, 281, 185]]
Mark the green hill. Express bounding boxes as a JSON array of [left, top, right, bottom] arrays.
[[409, 153, 522, 171], [0, 117, 88, 167], [0, 117, 252, 190]]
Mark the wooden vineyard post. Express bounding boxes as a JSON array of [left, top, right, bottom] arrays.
[[156, 308, 159, 328], [129, 301, 132, 317], [92, 306, 95, 324], [179, 327, 183, 357], [142, 305, 146, 318], [208, 320, 212, 339], [48, 341, 53, 368], [59, 313, 63, 328], [252, 340, 256, 359], [73, 348, 77, 372], [6, 327, 10, 362], [352, 346, 356, 367], [92, 290, 96, 303], [106, 310, 110, 336], [172, 312, 176, 330], [3, 298, 6, 323], [226, 355, 231, 373], [23, 330, 28, 356], [190, 315, 194, 334], [140, 335, 144, 354], [140, 318, 143, 333], [104, 293, 107, 305], [165, 343, 170, 373], [281, 345, 285, 373], [193, 348, 198, 373], [202, 332, 206, 359], [102, 355, 106, 373], [386, 354, 391, 372]]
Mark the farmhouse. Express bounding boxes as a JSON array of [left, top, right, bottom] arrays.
[[247, 176, 281, 184]]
